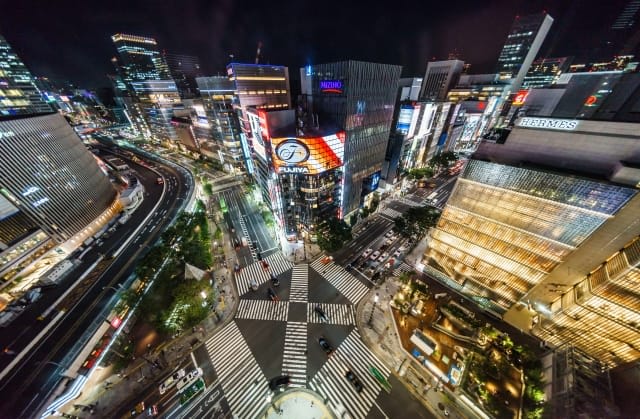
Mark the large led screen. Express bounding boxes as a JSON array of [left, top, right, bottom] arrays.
[[271, 132, 345, 175]]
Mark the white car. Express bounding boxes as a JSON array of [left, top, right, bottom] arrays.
[[177, 368, 203, 393], [377, 252, 389, 263], [393, 249, 402, 258], [159, 368, 186, 395], [384, 230, 394, 238], [370, 251, 381, 260], [362, 248, 373, 258]]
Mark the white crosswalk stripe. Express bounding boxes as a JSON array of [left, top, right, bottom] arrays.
[[205, 322, 269, 419], [290, 264, 308, 302], [235, 299, 289, 321], [393, 261, 414, 277], [309, 329, 391, 419], [397, 197, 422, 207], [282, 322, 307, 387], [235, 251, 293, 295], [239, 216, 256, 260], [379, 207, 403, 220], [311, 260, 369, 305], [307, 303, 356, 325]]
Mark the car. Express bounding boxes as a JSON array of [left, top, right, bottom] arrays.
[[385, 238, 393, 245], [393, 249, 402, 258], [268, 375, 291, 391], [318, 337, 333, 355], [159, 368, 186, 394], [370, 251, 381, 260], [384, 230, 394, 238], [176, 368, 203, 392], [345, 370, 364, 393], [362, 248, 373, 258], [377, 252, 389, 263]]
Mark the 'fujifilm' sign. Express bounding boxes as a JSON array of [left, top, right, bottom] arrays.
[[517, 117, 579, 131]]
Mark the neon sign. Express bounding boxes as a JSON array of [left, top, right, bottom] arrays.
[[320, 80, 343, 94], [517, 117, 579, 131]]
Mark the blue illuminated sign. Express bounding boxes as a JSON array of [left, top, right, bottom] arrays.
[[320, 80, 343, 94]]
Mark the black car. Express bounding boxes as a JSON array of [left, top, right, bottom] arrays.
[[345, 370, 364, 393], [268, 375, 290, 391], [318, 337, 333, 355]]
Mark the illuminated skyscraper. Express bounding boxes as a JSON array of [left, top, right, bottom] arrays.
[[0, 34, 52, 116], [163, 52, 202, 99], [496, 13, 554, 91], [301, 61, 401, 219], [226, 63, 291, 175], [111, 33, 170, 86]]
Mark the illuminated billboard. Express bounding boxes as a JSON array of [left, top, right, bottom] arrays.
[[396, 105, 414, 134], [271, 132, 345, 175], [247, 111, 268, 161], [319, 80, 343, 94]]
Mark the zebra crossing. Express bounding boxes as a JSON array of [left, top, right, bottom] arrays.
[[282, 322, 307, 387], [311, 259, 369, 305], [238, 216, 256, 260], [307, 303, 356, 325], [205, 322, 269, 419], [379, 206, 403, 220], [235, 252, 293, 295], [289, 264, 308, 302], [396, 197, 422, 207], [309, 329, 391, 419], [235, 299, 289, 321], [393, 261, 414, 277]]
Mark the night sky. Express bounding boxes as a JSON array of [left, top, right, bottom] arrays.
[[0, 0, 627, 88]]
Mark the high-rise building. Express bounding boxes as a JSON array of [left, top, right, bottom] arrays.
[[0, 35, 52, 116], [163, 52, 202, 99], [301, 61, 401, 219], [226, 63, 291, 175], [424, 115, 640, 369], [196, 76, 244, 173], [419, 60, 464, 102], [111, 33, 170, 86], [522, 56, 572, 89], [496, 13, 554, 91]]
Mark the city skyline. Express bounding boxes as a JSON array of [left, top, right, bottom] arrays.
[[0, 0, 632, 88]]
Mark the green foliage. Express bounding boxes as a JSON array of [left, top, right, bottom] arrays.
[[316, 217, 353, 252], [349, 213, 358, 226], [407, 167, 434, 180], [394, 205, 441, 238], [429, 151, 458, 169], [202, 183, 213, 197]]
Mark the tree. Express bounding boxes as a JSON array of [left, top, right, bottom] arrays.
[[316, 217, 352, 252], [202, 183, 213, 197], [394, 205, 441, 238], [429, 151, 458, 170]]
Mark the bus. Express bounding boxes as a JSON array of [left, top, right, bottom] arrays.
[[219, 197, 228, 213]]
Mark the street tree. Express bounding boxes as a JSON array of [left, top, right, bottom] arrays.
[[316, 216, 352, 252], [429, 151, 458, 170], [394, 205, 441, 239]]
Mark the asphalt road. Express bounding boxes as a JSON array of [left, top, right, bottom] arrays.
[[0, 141, 193, 418]]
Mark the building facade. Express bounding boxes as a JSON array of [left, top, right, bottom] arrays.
[[226, 63, 292, 176], [496, 13, 554, 91], [0, 35, 52, 117], [419, 60, 464, 102], [424, 116, 640, 369], [196, 76, 244, 173], [521, 56, 572, 89], [163, 52, 202, 99], [301, 61, 401, 219]]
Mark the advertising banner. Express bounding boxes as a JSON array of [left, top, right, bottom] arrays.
[[271, 132, 345, 175]]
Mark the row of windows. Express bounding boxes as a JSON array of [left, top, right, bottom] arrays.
[[463, 160, 636, 215], [0, 114, 117, 242]]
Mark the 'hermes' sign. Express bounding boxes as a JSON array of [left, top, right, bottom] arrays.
[[517, 117, 579, 131]]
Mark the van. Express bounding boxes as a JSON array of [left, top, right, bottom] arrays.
[[411, 300, 424, 317]]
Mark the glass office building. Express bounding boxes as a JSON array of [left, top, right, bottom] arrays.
[[0, 35, 52, 117], [301, 61, 401, 218]]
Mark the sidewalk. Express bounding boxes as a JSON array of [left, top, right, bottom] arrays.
[[58, 225, 240, 418], [356, 274, 477, 419]]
